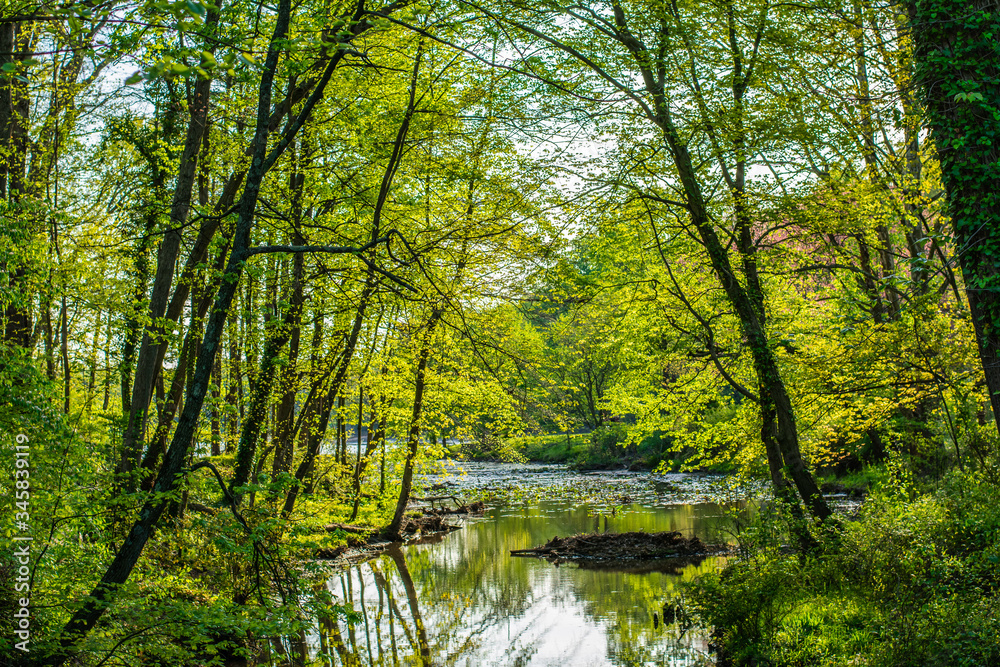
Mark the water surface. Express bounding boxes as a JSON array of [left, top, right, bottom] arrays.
[[320, 463, 733, 666]]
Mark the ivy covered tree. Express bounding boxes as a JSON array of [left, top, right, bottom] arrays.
[[912, 0, 1000, 429]]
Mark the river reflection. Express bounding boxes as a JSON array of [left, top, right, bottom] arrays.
[[313, 467, 732, 667]]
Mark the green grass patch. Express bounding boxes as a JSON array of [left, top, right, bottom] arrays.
[[508, 433, 591, 463]]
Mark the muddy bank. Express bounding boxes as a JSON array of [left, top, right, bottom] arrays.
[[314, 504, 483, 563], [510, 531, 728, 566]]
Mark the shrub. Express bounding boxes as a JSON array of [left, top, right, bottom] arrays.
[[684, 469, 1000, 666]]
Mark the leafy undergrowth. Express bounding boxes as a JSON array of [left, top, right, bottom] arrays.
[[510, 432, 592, 463], [683, 469, 1000, 666], [505, 428, 741, 473]]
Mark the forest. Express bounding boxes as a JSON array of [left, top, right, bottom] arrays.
[[1, 0, 999, 665]]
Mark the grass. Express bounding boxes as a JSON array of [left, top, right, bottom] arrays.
[[816, 465, 884, 493], [506, 433, 591, 463]]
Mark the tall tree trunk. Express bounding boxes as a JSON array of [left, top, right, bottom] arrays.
[[0, 21, 33, 350], [0, 20, 31, 200], [611, 3, 831, 521], [60, 296, 70, 413], [138, 282, 217, 488], [282, 280, 375, 517], [350, 386, 383, 522], [86, 309, 102, 408], [118, 66, 216, 479], [120, 219, 155, 416], [42, 302, 54, 380], [211, 353, 222, 456], [230, 311, 300, 500], [103, 313, 112, 411], [272, 166, 306, 476], [912, 0, 1000, 426], [338, 393, 347, 464], [226, 311, 241, 450], [52, 0, 327, 653]]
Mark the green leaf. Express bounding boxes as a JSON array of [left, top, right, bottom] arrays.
[[124, 71, 144, 85]]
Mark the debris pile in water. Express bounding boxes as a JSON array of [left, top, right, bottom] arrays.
[[510, 531, 727, 564], [421, 499, 486, 516]]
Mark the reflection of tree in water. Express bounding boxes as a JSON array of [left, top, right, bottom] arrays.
[[313, 500, 727, 666], [553, 537, 718, 666], [318, 545, 519, 666]]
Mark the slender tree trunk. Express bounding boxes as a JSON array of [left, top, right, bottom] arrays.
[[42, 298, 54, 380], [138, 287, 215, 488], [102, 313, 112, 411], [350, 386, 384, 522], [338, 393, 347, 464], [272, 174, 305, 476], [118, 66, 215, 478], [230, 304, 301, 499], [282, 280, 375, 517], [609, 2, 831, 521], [59, 297, 70, 413], [226, 312, 241, 450], [120, 221, 154, 416], [388, 309, 443, 538], [86, 309, 102, 407], [211, 353, 222, 456]]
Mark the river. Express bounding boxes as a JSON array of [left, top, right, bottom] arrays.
[[309, 462, 745, 666]]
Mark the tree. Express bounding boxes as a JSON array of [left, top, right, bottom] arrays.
[[462, 0, 832, 522], [51, 0, 412, 658], [911, 0, 1000, 430]]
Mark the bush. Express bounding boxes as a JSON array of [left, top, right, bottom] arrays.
[[684, 469, 1000, 666], [687, 557, 801, 666]]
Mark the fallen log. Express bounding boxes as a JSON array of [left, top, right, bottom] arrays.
[[421, 500, 486, 516], [324, 522, 370, 533], [509, 547, 555, 556], [410, 495, 464, 505]]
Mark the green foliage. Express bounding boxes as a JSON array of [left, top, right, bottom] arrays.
[[686, 470, 1000, 666], [7, 0, 1000, 660], [509, 432, 590, 463]]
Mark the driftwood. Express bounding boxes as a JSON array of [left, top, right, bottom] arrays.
[[423, 500, 486, 516], [409, 495, 486, 516], [323, 522, 370, 533], [410, 495, 464, 504], [511, 531, 727, 563]]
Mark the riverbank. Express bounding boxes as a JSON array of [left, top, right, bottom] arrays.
[[459, 430, 740, 473], [683, 467, 1000, 666]]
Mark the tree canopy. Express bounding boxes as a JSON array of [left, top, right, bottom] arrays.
[[2, 0, 999, 663]]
